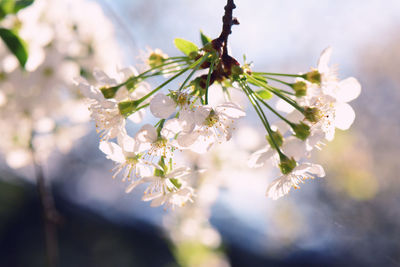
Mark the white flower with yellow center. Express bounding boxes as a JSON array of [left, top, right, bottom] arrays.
[[99, 135, 151, 182], [266, 163, 325, 200], [134, 123, 178, 159], [176, 102, 246, 153], [125, 167, 194, 209], [76, 76, 125, 140], [311, 47, 361, 140]]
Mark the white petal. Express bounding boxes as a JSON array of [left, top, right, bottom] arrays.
[[128, 109, 145, 123], [161, 118, 182, 139], [166, 167, 191, 179], [215, 102, 246, 118], [275, 99, 295, 113], [194, 106, 211, 125], [286, 110, 305, 122], [93, 69, 117, 85], [135, 124, 157, 143], [125, 179, 145, 193], [149, 195, 166, 207], [75, 77, 102, 100], [307, 164, 326, 177], [294, 163, 325, 177], [150, 93, 176, 119], [336, 77, 361, 103], [179, 107, 195, 132], [177, 132, 200, 147], [317, 47, 333, 74], [307, 129, 325, 150], [266, 175, 292, 200], [282, 137, 307, 160], [247, 146, 274, 168], [335, 102, 355, 130], [99, 141, 125, 163], [117, 134, 137, 152]]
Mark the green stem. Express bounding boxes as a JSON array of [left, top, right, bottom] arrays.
[[136, 103, 149, 111], [178, 54, 210, 91], [205, 59, 215, 105], [240, 81, 283, 156], [263, 75, 290, 86], [253, 72, 304, 78], [135, 55, 209, 105], [250, 88, 294, 126], [122, 59, 188, 86], [245, 73, 304, 113]]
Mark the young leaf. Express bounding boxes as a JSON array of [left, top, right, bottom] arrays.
[[0, 28, 28, 68], [173, 38, 198, 56], [0, 0, 35, 19], [14, 0, 35, 13], [255, 89, 273, 100], [200, 30, 212, 46]]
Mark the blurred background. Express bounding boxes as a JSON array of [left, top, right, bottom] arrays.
[[1, 0, 400, 266]]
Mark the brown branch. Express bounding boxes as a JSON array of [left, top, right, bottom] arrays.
[[215, 0, 239, 56], [199, 0, 241, 91], [30, 144, 61, 267]]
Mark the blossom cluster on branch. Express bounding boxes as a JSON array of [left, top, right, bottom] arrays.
[[77, 25, 361, 207]]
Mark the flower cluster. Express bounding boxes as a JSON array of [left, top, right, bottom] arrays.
[[247, 47, 361, 199], [76, 47, 246, 208], [78, 29, 360, 206], [0, 0, 121, 169]]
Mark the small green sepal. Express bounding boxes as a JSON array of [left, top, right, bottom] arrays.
[[266, 130, 283, 148], [303, 106, 320, 123], [304, 70, 321, 85], [118, 100, 139, 117], [279, 154, 297, 175], [291, 122, 310, 140], [291, 81, 307, 97]]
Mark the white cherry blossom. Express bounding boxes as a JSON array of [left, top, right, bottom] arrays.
[[125, 166, 194, 209], [99, 135, 151, 181], [176, 102, 245, 153], [266, 163, 325, 200]]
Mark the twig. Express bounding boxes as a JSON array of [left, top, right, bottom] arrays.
[[217, 0, 238, 56], [214, 0, 239, 56], [30, 144, 61, 267]]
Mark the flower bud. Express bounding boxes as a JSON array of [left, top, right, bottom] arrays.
[[291, 122, 310, 140], [279, 154, 297, 174], [291, 81, 307, 97], [304, 70, 321, 85], [303, 106, 320, 123]]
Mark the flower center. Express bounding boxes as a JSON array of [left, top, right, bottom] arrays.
[[204, 110, 219, 127]]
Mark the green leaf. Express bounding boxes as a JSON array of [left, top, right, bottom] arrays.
[[0, 28, 28, 68], [173, 38, 199, 56], [0, 0, 35, 19], [255, 89, 273, 100], [200, 30, 212, 46], [14, 0, 34, 12]]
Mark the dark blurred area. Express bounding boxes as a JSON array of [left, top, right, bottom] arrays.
[[0, 178, 372, 267]]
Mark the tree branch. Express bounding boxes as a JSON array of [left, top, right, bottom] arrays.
[[216, 0, 239, 56], [30, 138, 61, 267]]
